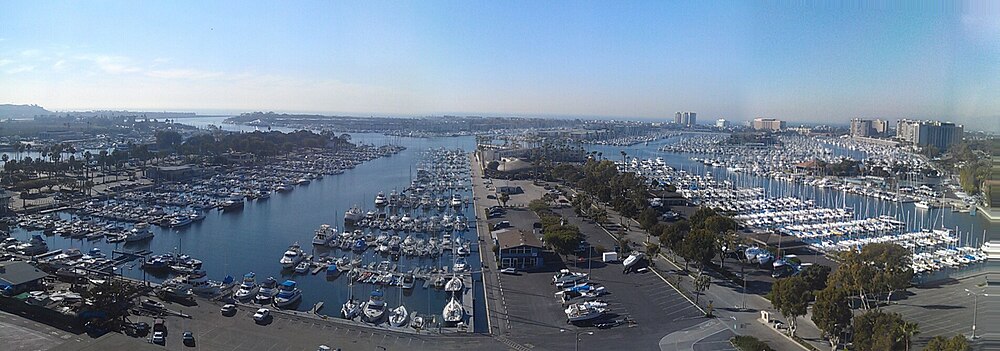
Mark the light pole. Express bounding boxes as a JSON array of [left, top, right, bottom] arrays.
[[965, 288, 988, 339], [561, 329, 593, 351]]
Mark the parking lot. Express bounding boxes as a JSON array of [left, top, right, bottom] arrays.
[[0, 310, 81, 351], [479, 179, 711, 350]]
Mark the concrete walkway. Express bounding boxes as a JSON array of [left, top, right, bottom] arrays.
[[658, 319, 735, 351]]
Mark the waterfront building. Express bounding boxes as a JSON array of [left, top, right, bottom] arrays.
[[850, 118, 873, 137], [751, 117, 785, 131], [0, 261, 48, 296], [851, 118, 890, 137], [494, 229, 544, 270], [145, 165, 198, 182], [674, 112, 696, 127], [895, 119, 964, 150]]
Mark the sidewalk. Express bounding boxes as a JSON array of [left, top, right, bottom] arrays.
[[570, 190, 830, 351]]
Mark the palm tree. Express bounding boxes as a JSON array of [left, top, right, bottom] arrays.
[[897, 321, 919, 351]]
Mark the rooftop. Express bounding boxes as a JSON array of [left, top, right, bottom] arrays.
[[495, 229, 543, 250], [0, 260, 49, 286]]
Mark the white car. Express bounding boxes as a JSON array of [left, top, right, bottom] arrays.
[[500, 267, 517, 275], [151, 331, 165, 344], [220, 304, 237, 316], [253, 308, 270, 323]]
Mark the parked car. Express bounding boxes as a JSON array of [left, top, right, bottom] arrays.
[[253, 308, 270, 323], [182, 331, 195, 346], [151, 331, 165, 345], [500, 267, 517, 275], [220, 304, 237, 316]]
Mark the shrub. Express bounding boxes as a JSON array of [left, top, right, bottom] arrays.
[[730, 335, 775, 351]]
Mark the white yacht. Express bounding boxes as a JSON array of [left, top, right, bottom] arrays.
[[443, 296, 464, 323], [374, 192, 388, 207], [234, 272, 257, 300], [362, 290, 386, 322], [255, 277, 278, 303], [312, 224, 336, 246], [273, 280, 302, 308], [389, 305, 409, 327], [279, 243, 305, 269], [124, 223, 154, 242], [344, 206, 363, 225], [565, 302, 606, 323], [450, 194, 463, 207]]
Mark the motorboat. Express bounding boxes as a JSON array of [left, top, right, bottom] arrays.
[[623, 252, 644, 270], [255, 277, 278, 303], [410, 314, 425, 329], [374, 192, 388, 207], [294, 260, 310, 274], [124, 224, 154, 242], [273, 280, 302, 308], [443, 296, 464, 323], [444, 276, 463, 292], [450, 194, 463, 207], [565, 302, 606, 323], [362, 290, 386, 323], [344, 206, 363, 225], [400, 274, 415, 289], [553, 269, 588, 287], [233, 272, 258, 300], [279, 243, 305, 269], [389, 305, 409, 327], [312, 224, 336, 246]]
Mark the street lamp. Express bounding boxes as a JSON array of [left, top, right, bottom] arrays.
[[964, 288, 988, 339], [560, 329, 594, 351]]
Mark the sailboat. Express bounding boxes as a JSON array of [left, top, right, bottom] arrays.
[[341, 281, 361, 319], [443, 296, 464, 323]]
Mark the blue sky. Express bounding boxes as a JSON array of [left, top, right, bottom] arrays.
[[1, 1, 998, 131]]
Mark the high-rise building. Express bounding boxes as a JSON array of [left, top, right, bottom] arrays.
[[871, 119, 889, 134], [715, 119, 729, 128], [851, 118, 890, 137], [850, 118, 874, 137], [895, 119, 964, 150], [751, 117, 785, 131], [673, 112, 696, 127]]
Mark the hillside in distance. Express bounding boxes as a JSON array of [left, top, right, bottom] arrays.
[[0, 104, 51, 118]]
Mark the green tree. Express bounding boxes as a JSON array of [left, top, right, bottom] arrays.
[[770, 276, 811, 337], [638, 207, 659, 232], [897, 321, 919, 351], [852, 310, 908, 351], [659, 220, 690, 253], [799, 264, 832, 292], [811, 287, 852, 350], [924, 335, 971, 351], [498, 192, 510, 207], [680, 228, 717, 272], [155, 130, 183, 150], [694, 273, 711, 305]]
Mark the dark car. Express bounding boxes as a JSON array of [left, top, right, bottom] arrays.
[[182, 331, 195, 346], [132, 322, 150, 336]]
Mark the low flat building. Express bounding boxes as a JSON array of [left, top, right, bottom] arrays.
[[145, 165, 197, 182], [494, 229, 544, 270], [0, 261, 49, 296]]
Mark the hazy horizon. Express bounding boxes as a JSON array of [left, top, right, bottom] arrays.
[[2, 1, 1000, 132]]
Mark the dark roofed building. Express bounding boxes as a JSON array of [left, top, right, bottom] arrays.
[[0, 261, 49, 296], [494, 229, 544, 270]]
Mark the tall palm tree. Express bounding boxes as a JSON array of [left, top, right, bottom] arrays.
[[897, 321, 919, 351]]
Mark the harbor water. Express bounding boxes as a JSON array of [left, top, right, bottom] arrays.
[[8, 120, 486, 332]]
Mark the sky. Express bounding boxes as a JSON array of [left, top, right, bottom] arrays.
[[1, 1, 999, 132]]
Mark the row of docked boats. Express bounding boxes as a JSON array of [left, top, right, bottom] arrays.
[[309, 223, 473, 258], [344, 209, 470, 233], [228, 272, 304, 308]]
